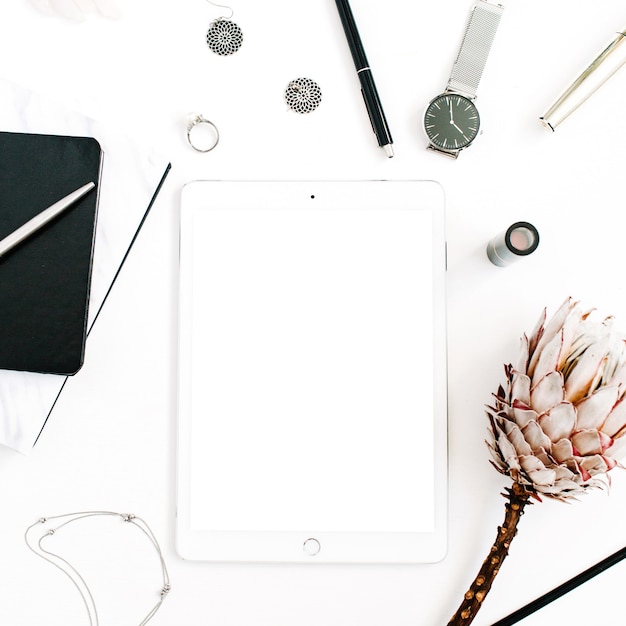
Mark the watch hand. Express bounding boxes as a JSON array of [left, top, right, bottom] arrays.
[[449, 101, 454, 123], [450, 121, 464, 134]]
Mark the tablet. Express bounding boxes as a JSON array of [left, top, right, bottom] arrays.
[[176, 180, 448, 563]]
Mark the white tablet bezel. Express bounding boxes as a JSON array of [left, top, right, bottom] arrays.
[[176, 180, 447, 564]]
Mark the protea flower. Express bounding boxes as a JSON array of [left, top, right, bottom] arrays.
[[448, 298, 626, 625]]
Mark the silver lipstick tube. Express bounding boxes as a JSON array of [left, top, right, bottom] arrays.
[[540, 27, 626, 131]]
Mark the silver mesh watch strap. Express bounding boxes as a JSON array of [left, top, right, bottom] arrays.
[[447, 0, 503, 98]]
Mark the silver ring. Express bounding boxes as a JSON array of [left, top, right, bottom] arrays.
[[186, 113, 220, 153]]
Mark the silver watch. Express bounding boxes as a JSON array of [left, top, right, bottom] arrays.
[[423, 0, 503, 158]]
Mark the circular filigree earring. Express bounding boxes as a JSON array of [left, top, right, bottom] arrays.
[[284, 78, 322, 114], [205, 1, 243, 56]]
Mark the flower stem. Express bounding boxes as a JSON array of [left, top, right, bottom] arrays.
[[447, 482, 531, 626]]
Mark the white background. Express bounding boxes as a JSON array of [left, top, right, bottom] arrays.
[[1, 0, 626, 624]]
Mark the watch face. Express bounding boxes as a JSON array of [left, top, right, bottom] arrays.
[[424, 94, 480, 152]]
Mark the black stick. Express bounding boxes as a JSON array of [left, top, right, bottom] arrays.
[[492, 545, 626, 625]]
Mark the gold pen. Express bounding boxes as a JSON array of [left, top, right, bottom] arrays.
[[541, 26, 626, 131]]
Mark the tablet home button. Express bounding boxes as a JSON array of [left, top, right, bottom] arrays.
[[303, 537, 321, 556]]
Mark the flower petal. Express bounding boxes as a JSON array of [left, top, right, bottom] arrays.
[[564, 336, 611, 403], [531, 371, 565, 414], [605, 436, 626, 460], [553, 465, 579, 482], [528, 470, 558, 487], [511, 372, 531, 406], [503, 419, 533, 457], [575, 386, 620, 431], [488, 416, 525, 474], [519, 455, 556, 487], [580, 454, 613, 477], [492, 433, 521, 471], [517, 335, 530, 375], [608, 361, 626, 390], [527, 307, 547, 359], [557, 306, 585, 371], [528, 298, 578, 376], [512, 403, 538, 429], [534, 448, 553, 467], [552, 438, 575, 463], [538, 402, 576, 442], [571, 430, 613, 456], [521, 420, 552, 453], [531, 330, 563, 388], [602, 397, 626, 438], [539, 464, 583, 494]]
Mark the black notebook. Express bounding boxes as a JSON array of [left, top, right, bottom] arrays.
[[0, 131, 103, 375]]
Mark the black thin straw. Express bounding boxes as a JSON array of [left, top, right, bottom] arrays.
[[492, 545, 626, 625]]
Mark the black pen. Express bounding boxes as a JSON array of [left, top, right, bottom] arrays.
[[492, 545, 626, 625], [334, 0, 394, 157]]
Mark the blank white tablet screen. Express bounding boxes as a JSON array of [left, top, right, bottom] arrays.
[[187, 202, 435, 535]]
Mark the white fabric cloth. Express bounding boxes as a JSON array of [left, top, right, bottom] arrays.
[[29, 0, 122, 21]]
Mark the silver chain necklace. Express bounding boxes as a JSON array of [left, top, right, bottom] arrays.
[[25, 511, 171, 625]]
